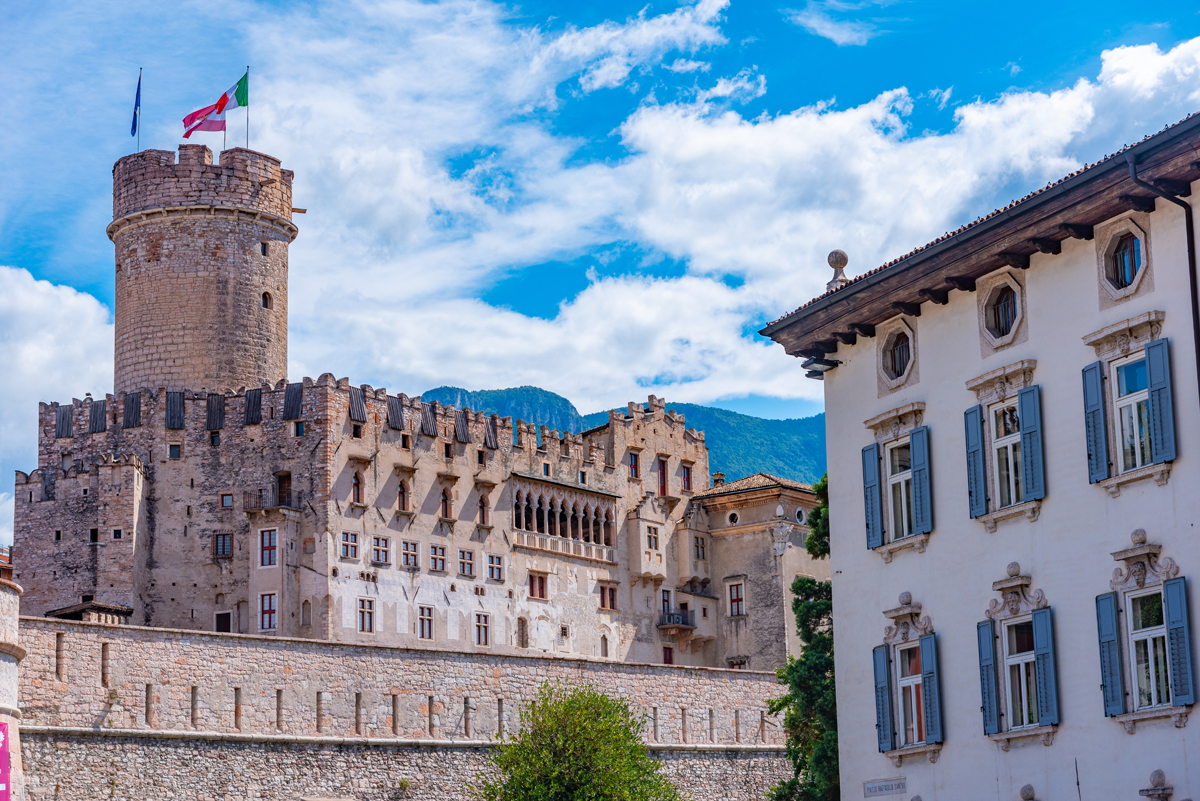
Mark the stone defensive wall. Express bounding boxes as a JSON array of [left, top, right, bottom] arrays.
[[17, 617, 788, 799]]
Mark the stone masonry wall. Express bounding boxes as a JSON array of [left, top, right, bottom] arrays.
[[18, 617, 788, 799]]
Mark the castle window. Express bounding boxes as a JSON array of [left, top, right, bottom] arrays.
[[658, 458, 668, 496], [478, 495, 489, 526], [372, 536, 389, 564], [663, 647, 674, 665], [398, 481, 409, 512], [580, 471, 586, 484], [261, 291, 273, 309], [542, 463, 550, 477], [401, 433, 411, 449], [351, 472, 363, 505], [440, 488, 453, 519], [90, 528, 99, 544], [260, 529, 278, 567], [1108, 233, 1142, 289], [628, 452, 640, 479], [429, 545, 446, 572], [169, 444, 182, 459], [113, 529, 123, 540], [694, 536, 706, 560], [488, 554, 503, 581], [728, 658, 747, 670], [646, 527, 659, 550], [600, 585, 617, 610], [55, 530, 61, 541], [82, 487, 88, 497], [221, 493, 233, 508], [301, 600, 311, 627], [475, 614, 490, 646], [477, 450, 485, 466], [728, 582, 745, 617], [418, 606, 434, 640], [293, 421, 304, 437], [261, 242, 269, 257], [209, 431, 220, 447], [600, 634, 609, 658], [682, 465, 692, 492], [215, 611, 232, 632], [444, 442, 453, 459], [401, 540, 419, 568], [352, 424, 362, 439], [528, 572, 547, 600], [458, 549, 474, 577], [259, 593, 277, 631], [340, 531, 358, 559], [214, 533, 232, 558], [885, 332, 911, 380], [357, 598, 374, 634]]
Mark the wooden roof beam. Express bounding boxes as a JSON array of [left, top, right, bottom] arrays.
[[833, 331, 858, 345], [891, 301, 921, 317], [918, 288, 950, 305], [848, 323, 876, 337], [1030, 238, 1061, 255], [1117, 195, 1156, 213], [1059, 223, 1094, 240], [998, 252, 1030, 269], [946, 276, 976, 292], [1155, 178, 1192, 197]]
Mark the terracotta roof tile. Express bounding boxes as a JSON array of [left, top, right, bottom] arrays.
[[693, 472, 813, 498]]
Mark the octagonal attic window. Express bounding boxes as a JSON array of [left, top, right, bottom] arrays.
[[1108, 234, 1141, 289], [884, 332, 911, 380], [988, 286, 1017, 337]]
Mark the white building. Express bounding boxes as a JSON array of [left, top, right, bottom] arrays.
[[762, 115, 1200, 798]]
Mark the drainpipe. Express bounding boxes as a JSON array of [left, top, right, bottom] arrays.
[[1126, 153, 1200, 417]]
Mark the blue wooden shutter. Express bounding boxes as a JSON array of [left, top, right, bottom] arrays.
[[1095, 592, 1125, 716], [873, 645, 894, 752], [862, 444, 883, 549], [1018, 385, 1046, 501], [1032, 607, 1060, 725], [977, 620, 1000, 735], [964, 405, 988, 518], [1146, 339, 1177, 464], [920, 633, 943, 744], [1082, 361, 1109, 483], [910, 426, 933, 535], [1163, 577, 1195, 706], [165, 391, 185, 430]]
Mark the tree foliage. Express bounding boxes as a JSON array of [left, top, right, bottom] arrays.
[[770, 472, 838, 800], [473, 682, 681, 801]]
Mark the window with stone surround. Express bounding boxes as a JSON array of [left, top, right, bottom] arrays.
[[1113, 354, 1153, 473], [459, 549, 474, 577], [440, 488, 453, 519], [340, 531, 358, 559], [528, 572, 547, 600], [261, 291, 272, 309], [418, 606, 433, 640], [487, 554, 503, 581], [682, 464, 692, 491], [475, 613, 490, 646], [728, 582, 745, 617], [886, 439, 914, 540], [875, 594, 943, 761], [358, 598, 374, 634], [214, 533, 232, 558], [221, 493, 233, 508], [401, 540, 419, 568], [398, 480, 410, 512], [372, 536, 389, 565], [351, 472, 363, 505], [429, 545, 446, 572], [862, 403, 932, 555], [628, 452, 639, 479], [646, 527, 659, 550], [259, 593, 277, 632], [1108, 233, 1142, 290], [693, 536, 706, 560], [990, 400, 1024, 508], [259, 529, 277, 567], [169, 444, 181, 460]]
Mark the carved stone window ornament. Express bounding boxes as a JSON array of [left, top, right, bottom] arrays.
[[864, 404, 930, 562], [984, 562, 1056, 751], [1109, 529, 1189, 733], [1082, 310, 1165, 361], [876, 318, 918, 394], [965, 362, 1043, 531], [880, 592, 940, 766]]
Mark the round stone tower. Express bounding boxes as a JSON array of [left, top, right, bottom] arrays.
[[108, 145, 297, 395]]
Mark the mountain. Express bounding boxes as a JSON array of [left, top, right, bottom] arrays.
[[420, 385, 826, 485]]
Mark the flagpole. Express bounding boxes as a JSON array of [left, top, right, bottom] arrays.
[[246, 65, 250, 150], [137, 68, 141, 153]]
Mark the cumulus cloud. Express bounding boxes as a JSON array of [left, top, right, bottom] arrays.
[[784, 1, 889, 46], [666, 58, 711, 73], [0, 267, 113, 542]]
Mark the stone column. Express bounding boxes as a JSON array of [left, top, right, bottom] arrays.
[[0, 579, 26, 800]]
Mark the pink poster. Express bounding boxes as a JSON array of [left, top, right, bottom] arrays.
[[0, 721, 11, 801]]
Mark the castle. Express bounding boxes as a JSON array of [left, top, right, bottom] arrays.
[[1, 144, 825, 798]]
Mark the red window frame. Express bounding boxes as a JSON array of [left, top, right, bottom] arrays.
[[357, 598, 374, 633], [729, 583, 745, 617], [341, 531, 358, 559], [658, 458, 668, 496], [529, 573, 547, 600], [488, 554, 503, 581], [401, 540, 419, 567], [259, 529, 277, 566], [663, 647, 674, 665], [372, 536, 389, 564], [628, 452, 639, 479], [430, 545, 446, 572], [682, 465, 692, 492], [260, 593, 277, 631]]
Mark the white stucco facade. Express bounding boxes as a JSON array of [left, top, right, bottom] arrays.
[[764, 120, 1200, 799]]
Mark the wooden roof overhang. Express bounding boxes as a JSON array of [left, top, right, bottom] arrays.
[[759, 114, 1200, 359]]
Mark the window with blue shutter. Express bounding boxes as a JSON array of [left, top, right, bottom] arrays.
[[1146, 339, 1177, 464], [1096, 592, 1125, 716], [1032, 607, 1060, 725], [920, 633, 943, 744], [964, 405, 987, 518], [862, 444, 883, 549], [1163, 577, 1195, 706], [977, 620, 1000, 735], [1017, 385, 1045, 501], [1082, 361, 1109, 483], [873, 645, 895, 752], [910, 426, 933, 535]]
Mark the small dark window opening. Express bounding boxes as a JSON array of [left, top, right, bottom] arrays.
[[169, 444, 181, 459], [444, 443, 453, 459], [113, 529, 123, 540], [477, 450, 485, 466], [885, 332, 911, 379], [989, 286, 1017, 337], [401, 434, 411, 449], [1109, 234, 1142, 289], [215, 612, 232, 633], [352, 424, 363, 439], [542, 463, 550, 477], [54, 530, 62, 541], [262, 292, 272, 309], [209, 431, 220, 446], [89, 528, 99, 543], [294, 421, 304, 437], [261, 242, 269, 257], [82, 594, 94, 603]]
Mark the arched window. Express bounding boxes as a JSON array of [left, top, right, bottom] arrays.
[[1109, 233, 1142, 289], [478, 495, 489, 526], [603, 511, 613, 547], [524, 497, 534, 531], [351, 472, 363, 505], [989, 286, 1017, 337], [536, 498, 546, 534], [886, 332, 911, 379], [440, 488, 452, 519], [262, 291, 273, 309], [398, 481, 409, 512], [600, 634, 609, 658], [301, 600, 312, 627], [513, 493, 523, 530]]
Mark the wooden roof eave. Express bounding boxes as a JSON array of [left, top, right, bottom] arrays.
[[760, 120, 1200, 357]]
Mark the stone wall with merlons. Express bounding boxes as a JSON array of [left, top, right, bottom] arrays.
[[17, 617, 789, 799]]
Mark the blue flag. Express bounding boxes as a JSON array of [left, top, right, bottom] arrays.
[[131, 73, 141, 137]]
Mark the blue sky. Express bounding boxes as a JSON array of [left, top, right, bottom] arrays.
[[4, 0, 1200, 537]]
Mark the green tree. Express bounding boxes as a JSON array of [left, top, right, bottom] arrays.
[[473, 682, 682, 801], [769, 472, 838, 801]]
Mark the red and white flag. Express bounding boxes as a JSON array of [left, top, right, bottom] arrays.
[[182, 72, 248, 139]]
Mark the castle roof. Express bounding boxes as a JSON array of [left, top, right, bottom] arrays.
[[693, 472, 813, 500]]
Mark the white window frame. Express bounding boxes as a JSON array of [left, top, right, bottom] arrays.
[[418, 606, 434, 640], [401, 540, 419, 567], [989, 399, 1024, 509], [1112, 354, 1153, 474], [372, 536, 389, 565], [1002, 616, 1038, 730], [357, 598, 374, 634], [894, 642, 925, 746], [886, 438, 914, 540], [475, 613, 490, 646], [1126, 587, 1173, 710], [259, 593, 277, 632]]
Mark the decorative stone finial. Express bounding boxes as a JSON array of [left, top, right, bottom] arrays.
[[826, 250, 850, 292], [1020, 784, 1035, 801], [898, 591, 912, 606], [1007, 562, 1021, 578], [1132, 528, 1148, 545], [1150, 770, 1166, 788]]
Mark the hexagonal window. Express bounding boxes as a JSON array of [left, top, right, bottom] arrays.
[[1107, 233, 1142, 290], [883, 331, 911, 381]]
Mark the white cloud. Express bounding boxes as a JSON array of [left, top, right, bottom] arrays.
[[0, 267, 113, 543], [927, 86, 953, 109], [784, 2, 885, 46], [696, 68, 767, 102], [666, 58, 711, 73]]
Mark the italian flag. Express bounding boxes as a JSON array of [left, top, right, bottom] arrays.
[[183, 72, 248, 139]]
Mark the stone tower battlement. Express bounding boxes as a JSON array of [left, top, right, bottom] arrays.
[[108, 145, 297, 397]]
